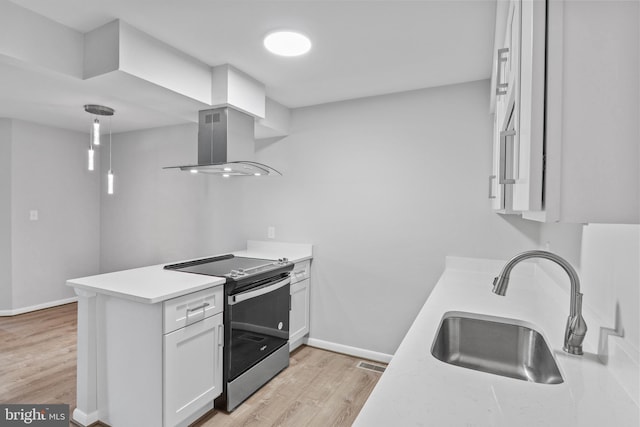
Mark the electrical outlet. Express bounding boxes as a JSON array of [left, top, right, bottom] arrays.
[[267, 226, 275, 239]]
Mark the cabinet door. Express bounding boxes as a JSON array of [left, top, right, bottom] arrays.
[[511, 0, 545, 212], [491, 0, 545, 214], [164, 313, 223, 427], [289, 278, 310, 351], [490, 0, 520, 213], [494, 0, 519, 129]]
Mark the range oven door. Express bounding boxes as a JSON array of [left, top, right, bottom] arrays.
[[226, 275, 291, 382]]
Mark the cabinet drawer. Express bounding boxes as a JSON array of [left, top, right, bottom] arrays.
[[290, 260, 310, 284], [163, 286, 223, 334]]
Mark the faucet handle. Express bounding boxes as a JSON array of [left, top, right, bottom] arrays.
[[563, 293, 587, 355]]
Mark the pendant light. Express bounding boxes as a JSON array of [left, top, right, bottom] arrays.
[[84, 104, 113, 145], [92, 118, 100, 146], [84, 104, 116, 194], [107, 116, 114, 195], [87, 144, 95, 171]]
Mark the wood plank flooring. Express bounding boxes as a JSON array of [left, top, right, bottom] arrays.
[[0, 303, 385, 427], [196, 346, 384, 427], [0, 302, 77, 408]]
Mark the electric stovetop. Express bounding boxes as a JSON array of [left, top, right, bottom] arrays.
[[164, 254, 293, 292]]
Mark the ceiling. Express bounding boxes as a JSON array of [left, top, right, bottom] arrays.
[[2, 0, 496, 133]]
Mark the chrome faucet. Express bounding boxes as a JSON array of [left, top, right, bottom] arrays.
[[492, 250, 587, 355]]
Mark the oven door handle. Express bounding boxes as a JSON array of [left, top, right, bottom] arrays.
[[228, 276, 291, 305]]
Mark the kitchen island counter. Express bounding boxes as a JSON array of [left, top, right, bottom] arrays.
[[67, 264, 224, 304], [67, 240, 312, 304], [67, 242, 313, 427], [354, 257, 639, 427]]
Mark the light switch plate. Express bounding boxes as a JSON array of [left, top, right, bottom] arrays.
[[29, 210, 38, 221]]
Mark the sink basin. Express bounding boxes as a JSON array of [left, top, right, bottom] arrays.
[[431, 312, 563, 384]]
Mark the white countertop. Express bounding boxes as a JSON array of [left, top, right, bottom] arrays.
[[67, 240, 313, 304], [354, 257, 639, 427], [66, 264, 225, 304], [233, 240, 313, 263]]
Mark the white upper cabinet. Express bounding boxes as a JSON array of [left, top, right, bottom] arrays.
[[491, 0, 540, 214], [489, 0, 639, 224]]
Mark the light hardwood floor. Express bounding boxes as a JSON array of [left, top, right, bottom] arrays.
[[196, 346, 383, 427], [0, 302, 77, 407], [0, 303, 385, 427]]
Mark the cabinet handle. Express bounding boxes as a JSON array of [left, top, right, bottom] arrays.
[[488, 175, 497, 199], [499, 130, 517, 184], [294, 269, 306, 276], [218, 323, 223, 347], [187, 302, 210, 312], [496, 48, 509, 96]]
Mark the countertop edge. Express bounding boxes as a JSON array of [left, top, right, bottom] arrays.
[[67, 276, 225, 304]]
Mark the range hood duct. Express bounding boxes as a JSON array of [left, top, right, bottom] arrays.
[[165, 107, 281, 176]]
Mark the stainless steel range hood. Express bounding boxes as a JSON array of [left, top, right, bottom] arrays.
[[165, 107, 281, 176]]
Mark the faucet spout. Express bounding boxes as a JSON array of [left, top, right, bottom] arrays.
[[492, 250, 587, 355]]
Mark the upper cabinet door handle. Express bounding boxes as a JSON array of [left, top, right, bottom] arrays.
[[496, 48, 509, 96], [499, 130, 517, 184], [488, 175, 497, 199]]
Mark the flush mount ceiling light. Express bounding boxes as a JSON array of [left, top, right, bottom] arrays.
[[84, 104, 116, 194], [263, 31, 311, 57]]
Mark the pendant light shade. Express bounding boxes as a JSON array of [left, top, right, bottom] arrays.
[[88, 147, 95, 171], [107, 170, 114, 194], [92, 119, 100, 146], [84, 104, 116, 194]]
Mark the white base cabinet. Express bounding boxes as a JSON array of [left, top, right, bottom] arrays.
[[95, 286, 224, 427], [289, 260, 311, 351], [164, 312, 223, 427]]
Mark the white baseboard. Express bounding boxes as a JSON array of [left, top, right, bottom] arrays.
[[71, 408, 100, 427], [0, 296, 78, 316], [289, 336, 307, 352], [305, 337, 393, 364]]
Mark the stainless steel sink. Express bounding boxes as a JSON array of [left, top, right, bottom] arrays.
[[431, 313, 563, 384]]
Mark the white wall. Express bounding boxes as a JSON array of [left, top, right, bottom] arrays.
[[0, 119, 12, 310], [8, 119, 100, 310], [241, 80, 541, 356], [99, 123, 245, 273], [94, 80, 541, 356]]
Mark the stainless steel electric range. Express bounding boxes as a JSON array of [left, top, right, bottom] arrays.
[[165, 254, 294, 411]]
